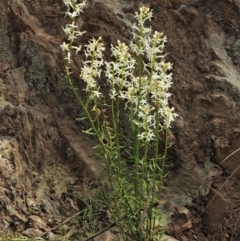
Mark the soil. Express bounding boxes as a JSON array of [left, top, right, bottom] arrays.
[[1, 0, 240, 240]]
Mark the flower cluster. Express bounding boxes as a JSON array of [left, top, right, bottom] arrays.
[[60, 0, 87, 63], [61, 0, 177, 143], [105, 40, 136, 100], [106, 6, 177, 142], [63, 0, 86, 18], [80, 37, 105, 100]]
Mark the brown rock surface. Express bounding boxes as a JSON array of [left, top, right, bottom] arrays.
[[0, 0, 240, 240]]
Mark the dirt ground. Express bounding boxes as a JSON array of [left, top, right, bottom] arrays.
[[1, 0, 240, 240]]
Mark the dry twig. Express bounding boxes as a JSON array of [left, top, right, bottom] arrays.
[[41, 208, 87, 237], [82, 222, 116, 241]]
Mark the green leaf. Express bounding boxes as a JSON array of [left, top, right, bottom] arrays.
[[92, 144, 101, 150], [82, 128, 95, 135], [75, 117, 87, 121]]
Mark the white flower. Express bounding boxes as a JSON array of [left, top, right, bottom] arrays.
[[75, 1, 87, 15], [62, 25, 72, 36], [79, 37, 105, 96], [66, 11, 79, 19], [63, 0, 87, 17], [109, 89, 117, 100], [72, 45, 82, 53], [64, 51, 72, 62], [153, 31, 163, 40], [85, 37, 105, 57], [138, 129, 155, 142], [134, 6, 152, 28], [68, 34, 77, 42], [66, 22, 78, 30], [60, 42, 69, 52], [75, 30, 86, 37], [93, 89, 102, 99], [163, 107, 178, 128], [63, 0, 74, 9]]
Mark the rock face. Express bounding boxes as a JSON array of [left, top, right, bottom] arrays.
[[0, 0, 240, 240]]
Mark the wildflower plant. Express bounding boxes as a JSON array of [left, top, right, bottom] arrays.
[[61, 0, 178, 240]]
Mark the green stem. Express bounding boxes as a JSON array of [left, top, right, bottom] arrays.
[[147, 105, 160, 240], [111, 97, 121, 176], [133, 26, 144, 206], [160, 129, 168, 182]]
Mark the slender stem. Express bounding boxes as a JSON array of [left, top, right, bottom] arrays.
[[66, 62, 110, 160], [147, 104, 160, 240], [115, 86, 122, 175], [83, 222, 116, 241], [133, 25, 144, 220], [160, 129, 168, 182]]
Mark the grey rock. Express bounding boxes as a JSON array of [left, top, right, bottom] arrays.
[[40, 198, 60, 216], [47, 231, 62, 241], [28, 215, 47, 230], [232, 39, 240, 61], [22, 228, 44, 237]]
